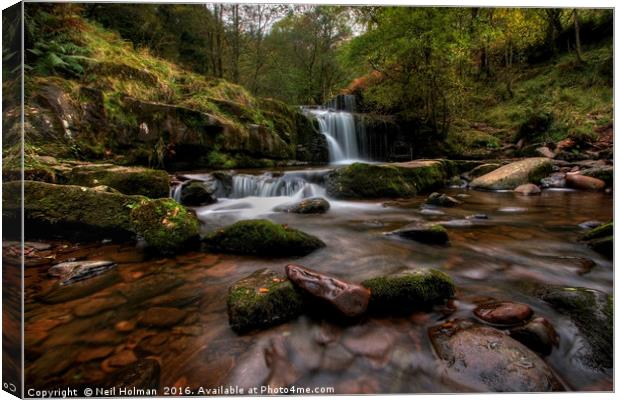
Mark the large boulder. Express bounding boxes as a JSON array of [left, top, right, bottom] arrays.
[[536, 286, 612, 370], [68, 164, 170, 198], [204, 219, 325, 256], [227, 269, 305, 333], [463, 163, 502, 180], [178, 180, 217, 206], [470, 158, 552, 190], [429, 319, 563, 391], [274, 197, 330, 214], [2, 181, 199, 253], [565, 173, 606, 191], [325, 160, 452, 199], [361, 268, 455, 314], [130, 198, 200, 253]]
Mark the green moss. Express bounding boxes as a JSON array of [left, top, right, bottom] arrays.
[[68, 164, 170, 198], [204, 219, 325, 257], [227, 269, 305, 333], [130, 198, 200, 253], [582, 221, 613, 241], [362, 268, 455, 314], [326, 163, 416, 199]]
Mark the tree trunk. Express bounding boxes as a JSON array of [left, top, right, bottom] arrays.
[[231, 4, 240, 83], [573, 9, 583, 63]]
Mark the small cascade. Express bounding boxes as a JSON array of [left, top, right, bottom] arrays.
[[230, 173, 310, 198]]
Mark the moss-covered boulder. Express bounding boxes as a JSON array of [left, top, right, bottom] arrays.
[[130, 198, 200, 253], [361, 268, 455, 314], [179, 180, 217, 206], [204, 219, 325, 256], [581, 221, 613, 258], [536, 286, 612, 370], [3, 181, 144, 241], [389, 223, 449, 245], [470, 158, 552, 190], [274, 197, 330, 214], [227, 269, 305, 333], [68, 164, 169, 198]]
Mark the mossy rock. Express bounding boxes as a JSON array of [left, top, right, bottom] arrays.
[[390, 223, 449, 245], [470, 158, 553, 190], [227, 268, 305, 333], [204, 219, 325, 257], [395, 159, 454, 193], [581, 221, 613, 258], [362, 268, 455, 314], [130, 198, 200, 254], [536, 286, 612, 370], [68, 164, 170, 198], [3, 181, 144, 241], [582, 221, 612, 241], [580, 166, 613, 187], [325, 163, 416, 199], [179, 180, 217, 206]]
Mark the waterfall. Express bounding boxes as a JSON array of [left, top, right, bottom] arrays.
[[309, 109, 360, 163]]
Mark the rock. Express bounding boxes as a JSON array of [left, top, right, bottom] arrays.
[[227, 269, 305, 333], [578, 220, 603, 230], [581, 165, 613, 186], [536, 286, 612, 370], [556, 138, 576, 152], [464, 163, 502, 180], [138, 307, 187, 328], [565, 173, 606, 191], [48, 260, 117, 285], [470, 158, 552, 190], [285, 264, 370, 318], [473, 301, 533, 325], [536, 146, 555, 158], [68, 164, 169, 198], [74, 295, 126, 317], [103, 359, 160, 391], [466, 214, 488, 220], [426, 192, 461, 207], [540, 172, 566, 188], [325, 160, 453, 199], [179, 180, 217, 206], [429, 319, 563, 391], [514, 183, 541, 196], [114, 320, 136, 332], [76, 346, 115, 363], [274, 197, 330, 214], [122, 273, 185, 303], [38, 271, 121, 304], [102, 350, 138, 371], [389, 223, 449, 245], [263, 337, 299, 387], [509, 317, 558, 355], [130, 198, 200, 253], [361, 268, 455, 314], [91, 185, 121, 194], [204, 219, 325, 257], [581, 221, 612, 258]]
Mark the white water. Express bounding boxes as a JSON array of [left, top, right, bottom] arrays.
[[306, 109, 362, 164]]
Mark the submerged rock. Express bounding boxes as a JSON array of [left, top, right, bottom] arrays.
[[426, 192, 461, 207], [138, 307, 187, 328], [68, 164, 169, 198], [179, 180, 217, 206], [470, 158, 552, 190], [473, 301, 533, 325], [429, 319, 563, 392], [130, 198, 200, 253], [204, 219, 325, 256], [38, 271, 121, 304], [102, 359, 160, 391], [389, 223, 449, 245], [509, 317, 558, 356], [581, 221, 612, 258], [227, 269, 304, 333], [536, 285, 612, 370], [285, 264, 370, 317], [48, 260, 117, 286], [274, 197, 330, 214], [514, 183, 541, 196], [361, 268, 455, 314], [565, 173, 606, 191]]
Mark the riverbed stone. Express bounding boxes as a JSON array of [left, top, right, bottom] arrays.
[[227, 269, 305, 333], [473, 301, 533, 325], [130, 198, 200, 253], [536, 285, 612, 370], [285, 264, 370, 317], [74, 295, 126, 317], [361, 268, 455, 314], [38, 271, 122, 304], [68, 164, 169, 198], [204, 219, 325, 257], [509, 317, 558, 355], [122, 273, 185, 303], [103, 359, 160, 391], [514, 183, 541, 196], [49, 260, 117, 285], [426, 192, 461, 207], [470, 158, 552, 190], [138, 307, 187, 328], [580, 165, 613, 186], [429, 319, 563, 391], [389, 223, 449, 245], [581, 221, 612, 258], [274, 197, 330, 214], [565, 173, 606, 191]]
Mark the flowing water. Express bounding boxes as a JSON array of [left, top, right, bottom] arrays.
[[22, 168, 613, 393]]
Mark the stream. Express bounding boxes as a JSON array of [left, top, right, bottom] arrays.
[[23, 174, 613, 393]]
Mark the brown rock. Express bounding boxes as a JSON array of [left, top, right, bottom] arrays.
[[474, 301, 533, 325], [138, 307, 187, 328], [263, 337, 299, 387], [536, 146, 555, 158], [285, 264, 370, 317], [566, 173, 606, 191], [74, 295, 126, 317], [514, 183, 541, 196], [101, 350, 138, 372], [114, 320, 137, 332], [510, 317, 559, 355], [77, 346, 115, 363]]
